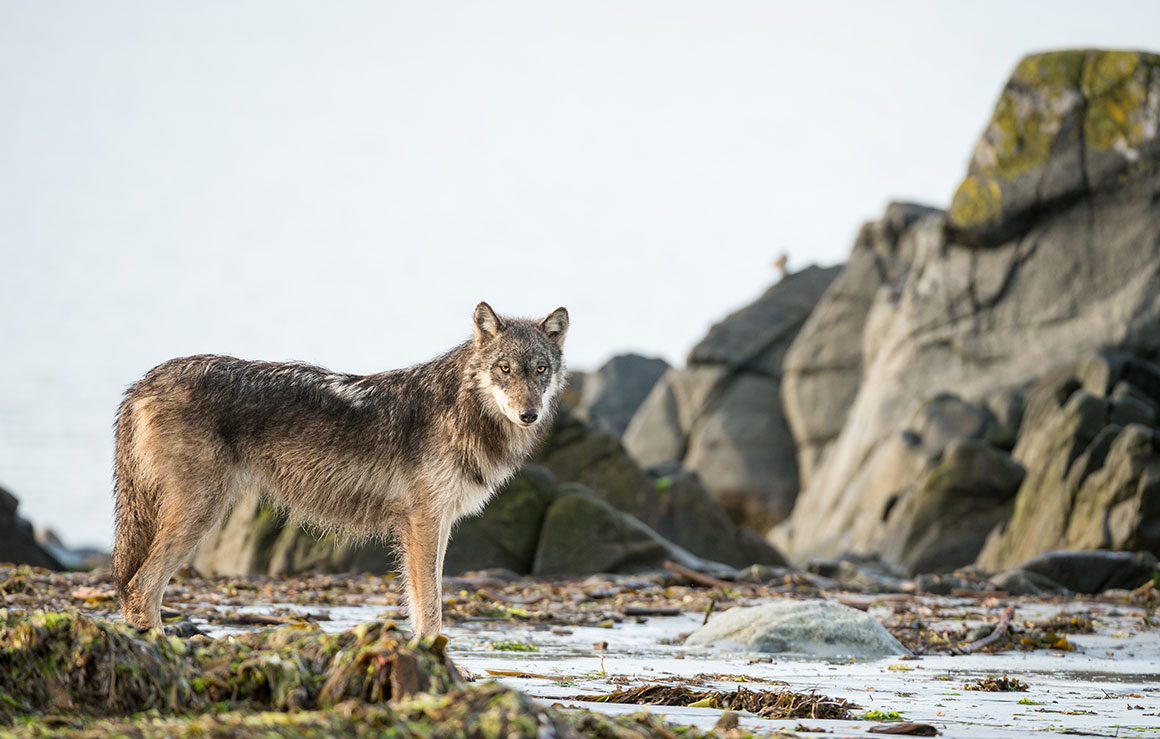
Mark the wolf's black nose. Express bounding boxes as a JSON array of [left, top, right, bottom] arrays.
[[519, 410, 539, 424]]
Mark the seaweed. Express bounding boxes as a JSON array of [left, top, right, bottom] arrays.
[[0, 610, 458, 723], [9, 682, 758, 738], [964, 675, 1029, 692], [568, 683, 858, 720]]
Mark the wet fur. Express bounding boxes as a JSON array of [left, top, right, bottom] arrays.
[[112, 303, 568, 635]]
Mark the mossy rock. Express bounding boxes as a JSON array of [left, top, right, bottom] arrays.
[[534, 408, 658, 525], [949, 49, 1160, 245], [531, 487, 697, 575], [880, 439, 1025, 576], [443, 465, 556, 575]]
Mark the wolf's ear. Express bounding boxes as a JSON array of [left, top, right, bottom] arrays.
[[473, 302, 504, 345], [540, 307, 569, 349]]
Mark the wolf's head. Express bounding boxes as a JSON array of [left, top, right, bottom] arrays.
[[471, 302, 568, 428]]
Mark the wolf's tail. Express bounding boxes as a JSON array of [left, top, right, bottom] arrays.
[[111, 394, 159, 604]]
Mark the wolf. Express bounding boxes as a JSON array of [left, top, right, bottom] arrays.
[[112, 302, 568, 637]]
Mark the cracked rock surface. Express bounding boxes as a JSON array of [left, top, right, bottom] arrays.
[[772, 49, 1160, 568]]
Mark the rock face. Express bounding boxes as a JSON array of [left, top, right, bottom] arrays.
[[576, 354, 669, 437], [781, 202, 940, 488], [685, 599, 907, 659], [774, 50, 1160, 567], [0, 485, 62, 570], [976, 353, 1160, 570], [624, 266, 840, 529]]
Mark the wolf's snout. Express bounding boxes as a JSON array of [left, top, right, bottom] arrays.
[[519, 410, 539, 425]]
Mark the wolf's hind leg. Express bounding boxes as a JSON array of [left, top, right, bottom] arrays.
[[401, 510, 452, 638], [121, 482, 231, 630]]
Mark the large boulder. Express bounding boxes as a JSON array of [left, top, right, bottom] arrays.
[[624, 266, 841, 529], [576, 354, 669, 437], [535, 409, 782, 569], [530, 485, 721, 576], [948, 50, 1160, 246], [685, 599, 907, 659], [0, 485, 61, 570], [775, 50, 1160, 566], [879, 439, 1025, 576]]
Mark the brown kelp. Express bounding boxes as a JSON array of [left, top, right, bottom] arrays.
[[568, 683, 857, 720]]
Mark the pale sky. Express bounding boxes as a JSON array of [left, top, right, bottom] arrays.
[[2, 1, 1159, 547]]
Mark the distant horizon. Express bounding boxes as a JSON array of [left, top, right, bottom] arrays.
[[3, 1, 1160, 549]]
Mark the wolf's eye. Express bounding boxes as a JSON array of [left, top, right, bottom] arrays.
[[500, 364, 510, 373], [536, 366, 546, 374]]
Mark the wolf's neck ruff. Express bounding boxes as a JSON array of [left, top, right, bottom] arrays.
[[111, 302, 568, 638]]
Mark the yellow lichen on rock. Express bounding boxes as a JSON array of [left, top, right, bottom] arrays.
[[949, 175, 1003, 229], [950, 49, 1160, 236], [1081, 51, 1153, 154]]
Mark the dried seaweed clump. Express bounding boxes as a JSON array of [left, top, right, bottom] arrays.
[[571, 683, 857, 720], [964, 675, 1029, 692], [0, 610, 458, 723]]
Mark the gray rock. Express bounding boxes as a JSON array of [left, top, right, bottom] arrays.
[[650, 468, 785, 569], [531, 486, 722, 576], [781, 203, 935, 488], [443, 466, 557, 575], [689, 265, 843, 375], [880, 439, 1025, 576], [625, 266, 840, 529], [578, 354, 669, 437], [1002, 550, 1159, 594], [685, 599, 908, 659], [988, 568, 1071, 596], [0, 485, 62, 570], [1065, 424, 1160, 553], [622, 370, 685, 467]]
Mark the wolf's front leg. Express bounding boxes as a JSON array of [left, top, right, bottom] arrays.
[[402, 511, 451, 637]]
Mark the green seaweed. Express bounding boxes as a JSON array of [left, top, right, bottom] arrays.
[[0, 609, 458, 723]]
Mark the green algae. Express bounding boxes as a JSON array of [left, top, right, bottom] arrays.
[[491, 640, 538, 652]]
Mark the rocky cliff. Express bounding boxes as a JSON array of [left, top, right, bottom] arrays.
[[768, 50, 1160, 570]]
